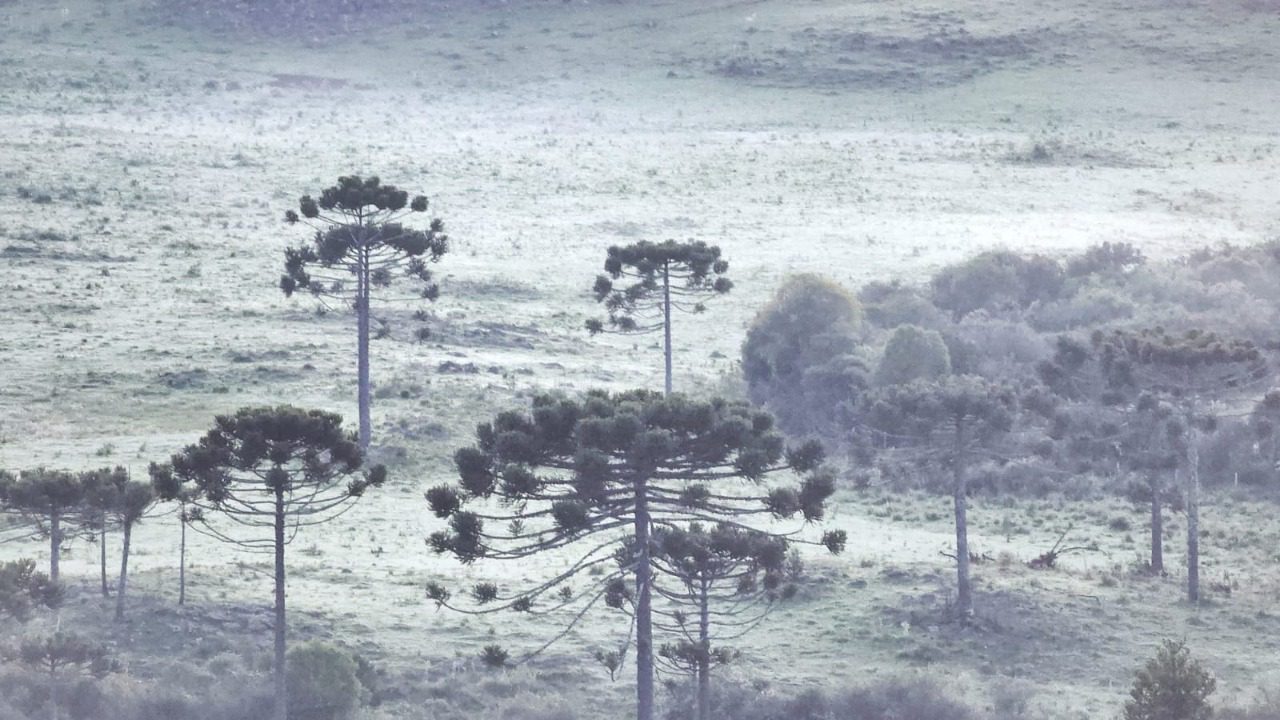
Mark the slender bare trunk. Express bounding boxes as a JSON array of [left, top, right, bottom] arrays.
[[662, 262, 672, 397], [1187, 433, 1200, 604], [953, 421, 972, 619], [273, 488, 288, 720], [49, 667, 59, 720], [49, 514, 60, 584], [100, 523, 109, 597], [634, 475, 654, 720], [357, 246, 372, 449], [697, 578, 711, 720], [114, 521, 131, 621], [1149, 473, 1164, 574], [178, 512, 187, 606]]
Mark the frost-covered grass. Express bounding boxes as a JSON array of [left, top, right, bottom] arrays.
[[1, 0, 1278, 718]]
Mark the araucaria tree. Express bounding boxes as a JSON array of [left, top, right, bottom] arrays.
[[281, 175, 450, 448], [1123, 639, 1215, 720], [151, 406, 387, 720], [19, 631, 116, 720], [1121, 395, 1180, 575], [0, 469, 88, 583], [149, 464, 203, 606], [0, 558, 62, 622], [586, 241, 732, 395], [646, 524, 806, 720], [1036, 335, 1176, 574], [426, 391, 841, 720], [863, 376, 1017, 619], [1094, 328, 1267, 602], [110, 479, 155, 621], [79, 466, 128, 598]]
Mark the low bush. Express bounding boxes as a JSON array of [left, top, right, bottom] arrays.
[[1123, 640, 1215, 720], [662, 675, 974, 720], [286, 641, 362, 720]]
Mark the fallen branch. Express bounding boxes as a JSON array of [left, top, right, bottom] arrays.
[[940, 550, 993, 564], [1029, 524, 1098, 569]]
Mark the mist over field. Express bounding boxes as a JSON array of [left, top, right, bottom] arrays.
[[1, 1, 1279, 719]]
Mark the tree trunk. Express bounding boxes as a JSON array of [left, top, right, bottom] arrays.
[[1149, 475, 1164, 574], [100, 523, 109, 597], [114, 521, 132, 621], [952, 424, 973, 619], [634, 476, 654, 720], [1187, 435, 1201, 604], [49, 514, 60, 584], [179, 512, 187, 606], [662, 262, 672, 397], [697, 578, 711, 720], [49, 668, 59, 720], [357, 247, 372, 449], [273, 488, 289, 720]]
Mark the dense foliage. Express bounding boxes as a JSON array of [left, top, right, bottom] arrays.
[[152, 406, 386, 720], [427, 391, 840, 720], [742, 273, 868, 437], [1123, 640, 1216, 720]]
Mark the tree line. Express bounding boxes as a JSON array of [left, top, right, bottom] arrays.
[[5, 175, 1277, 720], [2, 175, 833, 720]]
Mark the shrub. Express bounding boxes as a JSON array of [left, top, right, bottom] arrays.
[[1220, 689, 1280, 720], [286, 641, 361, 720], [65, 678, 105, 720], [930, 250, 1064, 319], [742, 274, 868, 437], [480, 645, 509, 669], [834, 676, 974, 720], [495, 701, 579, 720], [1028, 285, 1136, 332], [1195, 253, 1267, 288], [1123, 640, 1215, 720], [662, 675, 974, 720], [953, 314, 1048, 376], [859, 280, 944, 329], [1066, 241, 1145, 279], [940, 332, 980, 375], [1109, 516, 1133, 532], [875, 325, 951, 386], [969, 458, 1068, 498], [0, 559, 63, 621]]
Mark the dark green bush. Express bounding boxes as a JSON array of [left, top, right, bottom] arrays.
[[662, 676, 974, 720], [1066, 242, 1145, 279], [930, 250, 1064, 319], [286, 642, 361, 720], [859, 280, 944, 329], [742, 274, 868, 437], [875, 325, 951, 387], [1123, 640, 1215, 720], [1028, 285, 1136, 332]]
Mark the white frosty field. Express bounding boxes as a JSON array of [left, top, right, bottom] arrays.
[[1, 0, 1278, 717]]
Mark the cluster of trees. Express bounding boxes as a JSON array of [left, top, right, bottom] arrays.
[[743, 240, 1280, 617], [0, 466, 153, 620], [2, 176, 834, 720], [0, 407, 384, 720], [6, 171, 1275, 720]]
